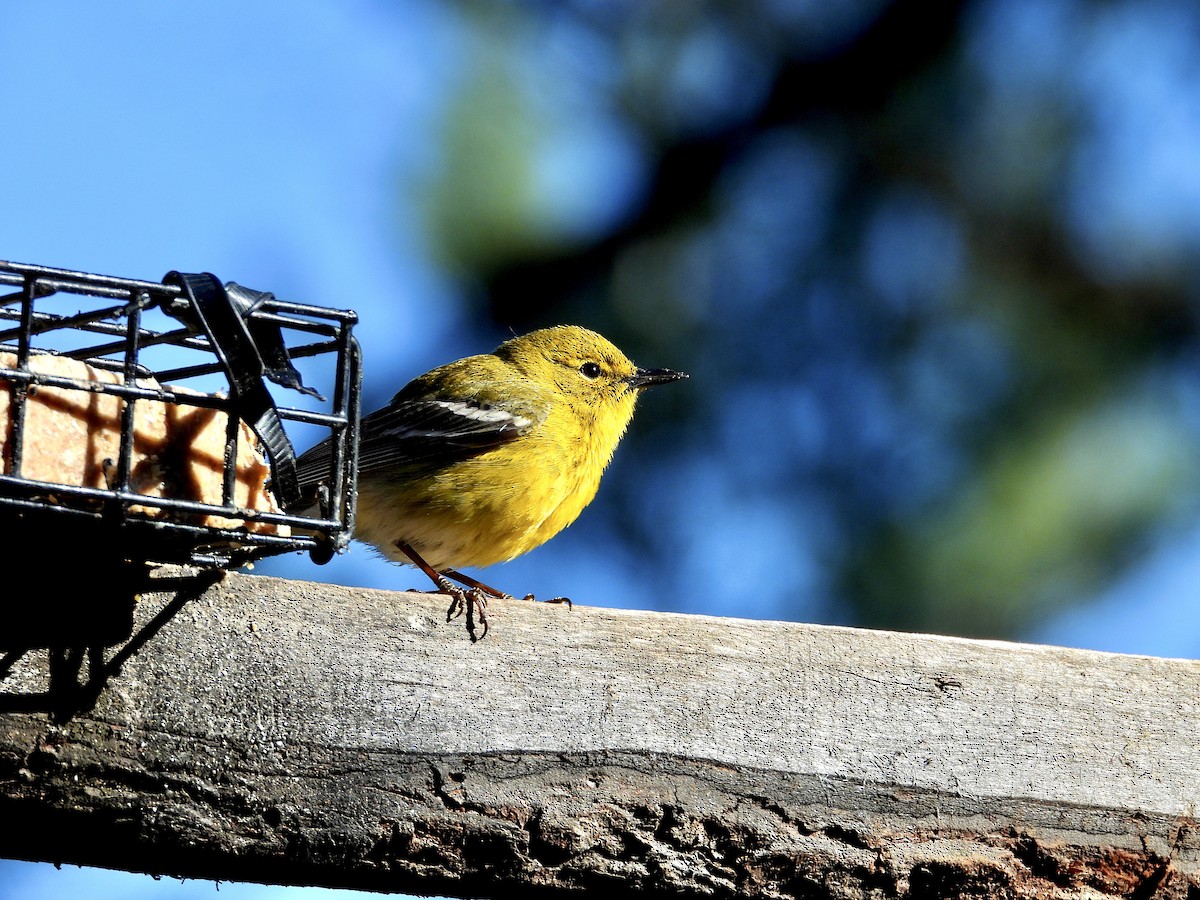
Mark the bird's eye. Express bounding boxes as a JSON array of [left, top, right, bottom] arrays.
[[579, 361, 602, 379]]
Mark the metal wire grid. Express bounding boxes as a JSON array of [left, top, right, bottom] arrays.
[[0, 260, 360, 568]]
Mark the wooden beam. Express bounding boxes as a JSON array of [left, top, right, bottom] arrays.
[[1, 567, 1198, 898]]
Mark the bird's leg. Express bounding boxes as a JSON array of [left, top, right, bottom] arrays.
[[441, 569, 507, 599], [442, 569, 573, 610], [394, 540, 488, 641]]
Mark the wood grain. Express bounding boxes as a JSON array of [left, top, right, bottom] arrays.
[[1, 568, 1197, 897]]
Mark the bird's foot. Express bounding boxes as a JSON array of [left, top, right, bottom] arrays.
[[444, 585, 489, 642], [514, 593, 573, 609], [391, 542, 571, 640], [441, 569, 573, 610]]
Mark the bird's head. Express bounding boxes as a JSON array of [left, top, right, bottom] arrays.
[[495, 325, 686, 427]]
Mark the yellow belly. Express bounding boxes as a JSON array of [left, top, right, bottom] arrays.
[[353, 448, 601, 571]]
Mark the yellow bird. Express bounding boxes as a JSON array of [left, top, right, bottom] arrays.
[[297, 325, 686, 637]]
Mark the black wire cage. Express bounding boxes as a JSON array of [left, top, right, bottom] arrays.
[[0, 260, 361, 569]]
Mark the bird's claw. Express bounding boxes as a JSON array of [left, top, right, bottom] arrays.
[[445, 587, 489, 642], [517, 593, 573, 609]]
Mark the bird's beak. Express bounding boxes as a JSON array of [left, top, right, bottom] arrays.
[[626, 367, 688, 390]]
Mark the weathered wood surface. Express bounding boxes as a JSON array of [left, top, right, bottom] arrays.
[[1, 567, 1198, 898]]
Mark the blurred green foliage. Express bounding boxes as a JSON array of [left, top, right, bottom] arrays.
[[415, 0, 1200, 639]]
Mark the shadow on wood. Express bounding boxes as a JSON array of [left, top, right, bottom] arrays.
[[0, 554, 221, 722]]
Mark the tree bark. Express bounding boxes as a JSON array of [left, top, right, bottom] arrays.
[[0, 567, 1197, 898]]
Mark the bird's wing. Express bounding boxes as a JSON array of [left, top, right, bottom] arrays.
[[295, 394, 550, 491], [357, 396, 549, 470]]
